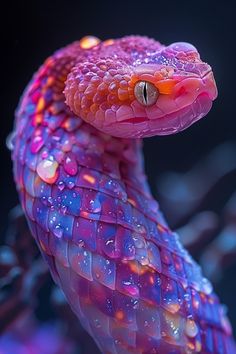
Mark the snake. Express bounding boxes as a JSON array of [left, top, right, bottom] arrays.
[[11, 35, 236, 353]]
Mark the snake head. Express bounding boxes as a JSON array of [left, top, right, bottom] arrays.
[[65, 37, 217, 138]]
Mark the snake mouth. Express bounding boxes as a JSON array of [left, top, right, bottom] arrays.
[[117, 92, 213, 137], [121, 116, 150, 124]]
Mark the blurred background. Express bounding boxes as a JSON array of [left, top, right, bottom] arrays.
[[1, 0, 236, 352]]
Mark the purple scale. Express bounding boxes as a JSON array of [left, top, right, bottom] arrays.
[[44, 86, 53, 101], [50, 127, 64, 145], [183, 287, 193, 317], [14, 160, 24, 190], [160, 248, 174, 275], [80, 189, 101, 220], [76, 167, 100, 190], [63, 116, 83, 132], [23, 167, 36, 197], [73, 217, 97, 251], [111, 322, 137, 348], [68, 242, 93, 281], [36, 225, 51, 255], [210, 298, 222, 327], [116, 261, 139, 297], [225, 336, 235, 353], [117, 199, 133, 228], [78, 148, 103, 171], [21, 121, 35, 143], [116, 227, 135, 260], [183, 260, 195, 283], [175, 282, 186, 314], [98, 174, 127, 201], [54, 258, 71, 292], [92, 253, 116, 290], [48, 209, 74, 239], [99, 192, 117, 222], [24, 192, 35, 221], [146, 241, 162, 273], [136, 300, 161, 339], [97, 222, 120, 258], [27, 219, 38, 238], [102, 153, 121, 178], [18, 137, 27, 164], [172, 253, 185, 278], [202, 296, 216, 324], [70, 271, 89, 299], [48, 100, 65, 115], [33, 198, 50, 232], [191, 288, 203, 319], [202, 326, 214, 353], [160, 229, 177, 250], [34, 177, 52, 199], [113, 290, 138, 327], [41, 253, 61, 285], [48, 234, 70, 268], [54, 187, 81, 216], [74, 129, 90, 148], [81, 301, 111, 340], [136, 332, 160, 354], [138, 269, 161, 306], [147, 219, 160, 243], [213, 330, 225, 354], [131, 207, 148, 235], [161, 275, 179, 314], [89, 281, 115, 317], [25, 103, 36, 115]]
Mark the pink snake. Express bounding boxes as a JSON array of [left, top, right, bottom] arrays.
[[11, 35, 235, 353]]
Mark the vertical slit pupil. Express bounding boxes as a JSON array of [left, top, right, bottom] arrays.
[[143, 82, 148, 104]]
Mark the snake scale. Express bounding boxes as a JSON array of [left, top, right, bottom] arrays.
[[11, 35, 236, 353]]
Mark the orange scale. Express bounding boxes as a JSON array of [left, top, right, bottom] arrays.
[[156, 79, 178, 95]]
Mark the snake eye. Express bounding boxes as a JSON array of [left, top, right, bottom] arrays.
[[134, 81, 159, 106]]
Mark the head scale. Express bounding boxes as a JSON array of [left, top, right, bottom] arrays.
[[64, 36, 217, 138]]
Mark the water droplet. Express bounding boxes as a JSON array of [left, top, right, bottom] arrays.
[[58, 181, 65, 191], [6, 131, 16, 151], [61, 205, 67, 214], [139, 255, 149, 266], [47, 196, 53, 205], [63, 153, 78, 176], [53, 225, 63, 238], [132, 299, 139, 309], [185, 318, 198, 338], [132, 234, 145, 248], [105, 239, 114, 246], [37, 158, 58, 184], [93, 319, 101, 328], [122, 281, 139, 296], [89, 199, 101, 213], [201, 277, 213, 294], [68, 181, 75, 189], [184, 293, 191, 302], [31, 135, 44, 153]]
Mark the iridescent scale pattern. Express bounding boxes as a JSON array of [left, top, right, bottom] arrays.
[[12, 36, 235, 353]]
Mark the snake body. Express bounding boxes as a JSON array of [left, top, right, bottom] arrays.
[[12, 36, 235, 353]]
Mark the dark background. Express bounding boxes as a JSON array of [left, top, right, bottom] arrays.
[[1, 0, 236, 346]]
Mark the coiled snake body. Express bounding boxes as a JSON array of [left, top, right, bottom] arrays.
[[11, 35, 235, 353]]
